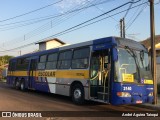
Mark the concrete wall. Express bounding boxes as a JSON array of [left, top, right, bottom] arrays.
[[46, 40, 62, 50], [39, 40, 64, 51], [157, 56, 160, 64], [39, 43, 46, 51]]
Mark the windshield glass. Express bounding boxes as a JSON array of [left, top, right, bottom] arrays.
[[115, 48, 152, 84], [136, 51, 152, 82]]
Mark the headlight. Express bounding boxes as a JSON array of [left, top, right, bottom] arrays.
[[117, 92, 131, 97], [148, 92, 153, 96]]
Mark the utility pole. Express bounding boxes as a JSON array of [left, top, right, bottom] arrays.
[[120, 18, 125, 38], [120, 19, 123, 37], [19, 50, 21, 56], [122, 18, 125, 38], [149, 0, 157, 104]]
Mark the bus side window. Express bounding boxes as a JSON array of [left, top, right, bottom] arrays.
[[9, 61, 16, 71], [90, 57, 99, 79], [16, 58, 29, 71], [46, 53, 58, 70], [30, 59, 37, 71], [104, 56, 109, 69], [71, 47, 90, 69], [37, 55, 47, 70], [57, 50, 72, 69]]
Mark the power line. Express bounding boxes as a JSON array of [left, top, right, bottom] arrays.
[[0, 0, 64, 23], [1, 0, 98, 45], [119, 0, 147, 38], [119, 0, 135, 38], [2, 0, 112, 45], [125, 0, 146, 26], [36, 0, 142, 41], [86, 0, 118, 22], [0, 0, 145, 52], [33, 1, 149, 42], [47, 0, 142, 36], [124, 0, 135, 18], [125, 0, 143, 27], [126, 3, 147, 30], [0, 0, 108, 29]]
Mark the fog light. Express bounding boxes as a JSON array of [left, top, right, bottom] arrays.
[[117, 92, 131, 97], [148, 92, 153, 96]]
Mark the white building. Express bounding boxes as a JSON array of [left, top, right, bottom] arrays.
[[36, 38, 66, 51], [141, 35, 160, 84]]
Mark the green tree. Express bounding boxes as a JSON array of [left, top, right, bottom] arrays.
[[0, 55, 14, 66]]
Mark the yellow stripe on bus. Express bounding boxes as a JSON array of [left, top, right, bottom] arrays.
[[8, 71, 28, 76], [56, 70, 89, 79], [8, 70, 89, 79]]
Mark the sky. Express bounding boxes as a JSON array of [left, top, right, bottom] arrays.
[[0, 0, 159, 56]]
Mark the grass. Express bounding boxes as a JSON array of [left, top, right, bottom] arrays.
[[0, 78, 6, 82]]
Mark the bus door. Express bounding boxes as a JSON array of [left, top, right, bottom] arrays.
[[28, 59, 37, 89], [90, 49, 110, 102]]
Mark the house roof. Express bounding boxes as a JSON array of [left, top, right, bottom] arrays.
[[35, 38, 65, 45], [141, 35, 160, 49]]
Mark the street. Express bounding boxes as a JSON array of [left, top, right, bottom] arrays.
[[0, 82, 159, 120], [0, 82, 154, 111]]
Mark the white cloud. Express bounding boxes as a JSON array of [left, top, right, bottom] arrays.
[[55, 0, 94, 13]]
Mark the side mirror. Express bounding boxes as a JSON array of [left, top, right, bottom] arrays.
[[113, 48, 118, 61]]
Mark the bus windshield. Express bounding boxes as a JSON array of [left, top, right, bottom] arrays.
[[115, 47, 152, 83]]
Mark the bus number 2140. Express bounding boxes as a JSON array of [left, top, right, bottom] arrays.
[[123, 86, 132, 91]]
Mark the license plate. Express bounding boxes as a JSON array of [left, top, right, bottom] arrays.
[[136, 100, 142, 103]]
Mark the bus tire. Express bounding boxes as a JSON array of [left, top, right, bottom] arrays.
[[13, 80, 16, 88], [71, 83, 85, 105], [15, 80, 20, 89], [20, 80, 25, 91]]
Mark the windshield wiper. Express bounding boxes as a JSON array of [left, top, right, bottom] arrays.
[[140, 50, 145, 68], [125, 46, 141, 83]]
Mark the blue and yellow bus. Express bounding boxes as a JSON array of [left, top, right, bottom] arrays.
[[7, 37, 154, 105]]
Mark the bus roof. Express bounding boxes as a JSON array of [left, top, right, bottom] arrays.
[[10, 36, 146, 60]]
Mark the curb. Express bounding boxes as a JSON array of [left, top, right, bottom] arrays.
[[0, 81, 6, 83], [134, 103, 160, 111]]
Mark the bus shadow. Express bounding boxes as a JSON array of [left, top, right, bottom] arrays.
[[7, 85, 104, 106]]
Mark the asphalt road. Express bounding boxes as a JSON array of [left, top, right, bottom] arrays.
[[0, 82, 159, 120]]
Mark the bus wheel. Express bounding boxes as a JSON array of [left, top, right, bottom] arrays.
[[71, 84, 84, 105], [20, 80, 25, 91], [15, 80, 20, 89]]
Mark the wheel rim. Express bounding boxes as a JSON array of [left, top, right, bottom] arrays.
[[16, 81, 19, 87], [74, 88, 81, 99], [21, 82, 24, 89]]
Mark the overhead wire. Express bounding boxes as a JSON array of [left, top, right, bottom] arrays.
[[0, 0, 64, 23], [2, 0, 97, 45], [2, 0, 112, 46], [0, 0, 146, 52], [125, 0, 144, 27], [124, 0, 135, 18], [42, 1, 147, 41], [126, 3, 148, 30], [24, 0, 97, 40], [120, 0, 146, 37], [31, 0, 142, 45], [86, 0, 118, 22], [2, 0, 98, 45], [0, 0, 109, 30]]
